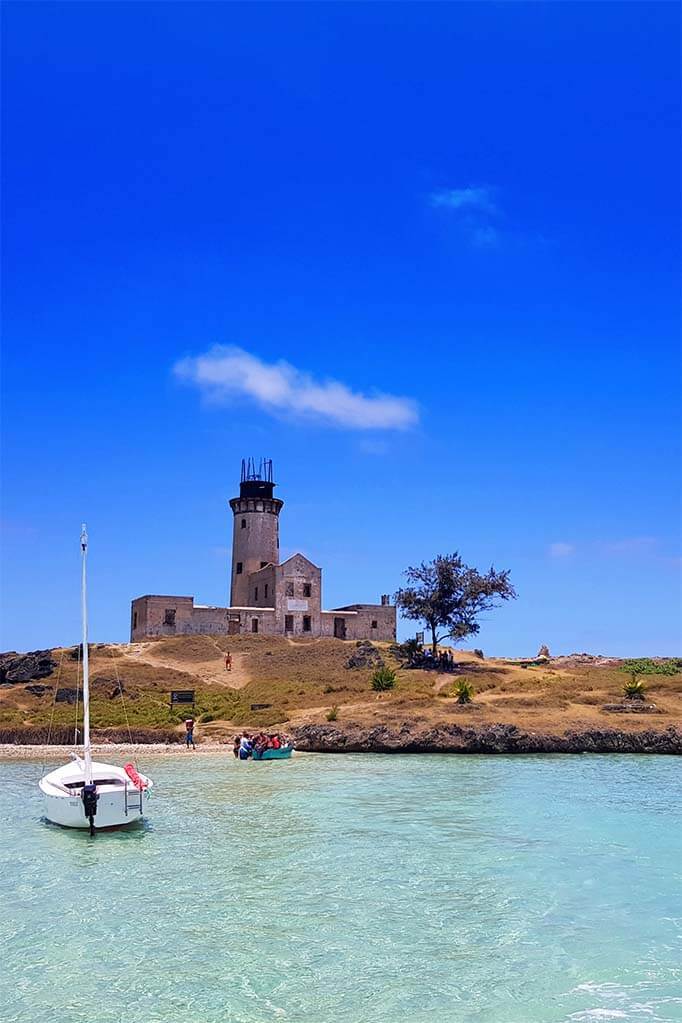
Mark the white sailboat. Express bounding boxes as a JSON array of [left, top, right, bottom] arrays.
[[39, 525, 153, 833]]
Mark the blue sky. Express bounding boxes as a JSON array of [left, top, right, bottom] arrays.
[[2, 2, 680, 655]]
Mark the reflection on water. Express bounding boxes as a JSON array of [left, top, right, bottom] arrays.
[[1, 753, 680, 1023]]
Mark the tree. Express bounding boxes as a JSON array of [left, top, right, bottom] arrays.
[[394, 553, 516, 655]]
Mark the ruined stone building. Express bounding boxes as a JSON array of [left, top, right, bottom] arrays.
[[130, 460, 396, 642]]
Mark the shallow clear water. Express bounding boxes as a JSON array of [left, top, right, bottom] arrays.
[[1, 753, 680, 1023]]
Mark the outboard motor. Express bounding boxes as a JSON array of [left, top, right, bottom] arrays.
[[82, 783, 98, 836]]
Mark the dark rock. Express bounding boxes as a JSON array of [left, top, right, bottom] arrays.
[[0, 649, 57, 683], [25, 684, 49, 697], [55, 687, 79, 705], [291, 722, 682, 755], [602, 702, 659, 714], [89, 675, 124, 700], [346, 640, 384, 670]]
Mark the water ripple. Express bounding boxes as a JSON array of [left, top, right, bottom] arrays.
[[0, 753, 679, 1023]]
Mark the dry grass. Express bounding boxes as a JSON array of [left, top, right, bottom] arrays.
[[1, 637, 680, 738]]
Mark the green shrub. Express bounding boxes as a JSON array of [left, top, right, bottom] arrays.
[[454, 679, 474, 704], [623, 676, 646, 700], [619, 658, 682, 676], [371, 666, 396, 691], [326, 705, 339, 721]]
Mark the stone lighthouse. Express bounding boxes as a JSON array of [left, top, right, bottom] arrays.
[[130, 460, 397, 642], [229, 458, 283, 606]]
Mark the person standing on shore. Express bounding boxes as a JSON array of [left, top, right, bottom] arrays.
[[225, 651, 232, 672], [185, 717, 196, 750]]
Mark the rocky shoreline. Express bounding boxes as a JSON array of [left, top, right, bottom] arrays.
[[1, 723, 680, 756], [291, 722, 682, 755]]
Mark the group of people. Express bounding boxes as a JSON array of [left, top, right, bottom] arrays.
[[233, 732, 290, 759], [408, 648, 456, 672]]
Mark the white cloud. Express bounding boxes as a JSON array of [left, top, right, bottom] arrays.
[[549, 542, 575, 558], [174, 346, 419, 431], [429, 186, 496, 213]]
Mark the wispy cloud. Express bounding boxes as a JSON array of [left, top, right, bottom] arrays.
[[174, 346, 419, 431], [429, 186, 497, 214], [597, 537, 658, 557], [549, 542, 575, 558], [548, 536, 680, 567], [471, 225, 500, 249], [429, 184, 500, 247]]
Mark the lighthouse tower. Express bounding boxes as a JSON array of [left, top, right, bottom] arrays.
[[229, 458, 283, 606]]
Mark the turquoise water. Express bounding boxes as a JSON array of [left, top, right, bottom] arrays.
[[1, 753, 680, 1023]]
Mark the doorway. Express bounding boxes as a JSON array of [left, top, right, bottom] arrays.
[[333, 617, 347, 640]]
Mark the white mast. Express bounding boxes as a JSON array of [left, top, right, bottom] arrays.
[[80, 524, 93, 785]]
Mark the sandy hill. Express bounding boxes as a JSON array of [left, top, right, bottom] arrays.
[[1, 635, 681, 743]]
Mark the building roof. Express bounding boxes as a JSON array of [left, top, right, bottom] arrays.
[[279, 552, 321, 570]]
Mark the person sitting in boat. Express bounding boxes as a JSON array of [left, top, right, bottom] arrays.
[[270, 734, 281, 749], [253, 733, 269, 755], [232, 735, 241, 759], [239, 734, 252, 760]]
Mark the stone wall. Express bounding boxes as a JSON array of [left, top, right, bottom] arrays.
[[327, 603, 396, 642], [130, 595, 276, 640], [130, 595, 194, 641], [273, 555, 322, 636], [244, 565, 277, 609]]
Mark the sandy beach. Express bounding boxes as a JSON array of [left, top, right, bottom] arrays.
[[0, 742, 236, 760]]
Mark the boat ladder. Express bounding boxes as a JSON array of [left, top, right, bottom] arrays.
[[124, 782, 144, 816]]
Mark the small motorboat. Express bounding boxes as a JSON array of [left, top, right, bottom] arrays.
[[251, 744, 294, 761], [40, 757, 152, 830]]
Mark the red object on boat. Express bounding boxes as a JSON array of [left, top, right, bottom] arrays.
[[123, 763, 147, 790]]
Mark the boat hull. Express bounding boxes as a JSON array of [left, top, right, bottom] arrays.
[[41, 788, 151, 829], [39, 760, 152, 830], [251, 747, 293, 761]]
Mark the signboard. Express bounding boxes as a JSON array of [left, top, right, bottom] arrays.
[[170, 690, 195, 706], [287, 599, 309, 611]]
